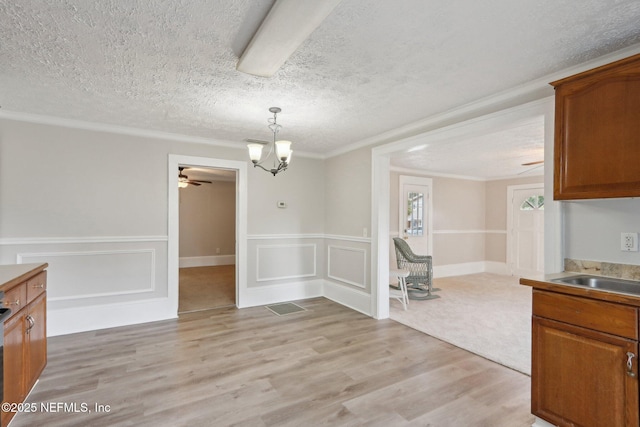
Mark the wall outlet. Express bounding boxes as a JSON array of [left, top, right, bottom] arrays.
[[216, 248, 221, 254], [363, 227, 368, 238], [621, 232, 638, 252]]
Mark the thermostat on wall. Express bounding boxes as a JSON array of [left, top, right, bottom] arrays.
[[277, 201, 287, 208]]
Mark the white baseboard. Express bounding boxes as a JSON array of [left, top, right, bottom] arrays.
[[323, 280, 372, 316], [484, 261, 509, 275], [434, 262, 485, 278], [179, 255, 235, 268], [238, 279, 324, 308], [433, 261, 510, 278], [47, 298, 177, 337]]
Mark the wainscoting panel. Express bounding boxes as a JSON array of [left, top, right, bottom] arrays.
[[256, 244, 316, 282], [18, 249, 155, 301], [327, 245, 366, 289]]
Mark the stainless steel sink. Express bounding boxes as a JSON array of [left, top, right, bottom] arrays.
[[552, 275, 640, 295]]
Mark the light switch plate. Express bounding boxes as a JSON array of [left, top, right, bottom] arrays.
[[621, 232, 638, 252]]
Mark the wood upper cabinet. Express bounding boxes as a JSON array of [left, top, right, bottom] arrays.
[[531, 290, 639, 427], [551, 53, 640, 200]]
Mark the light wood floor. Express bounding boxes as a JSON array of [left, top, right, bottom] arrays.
[[13, 298, 533, 426], [179, 265, 235, 313]]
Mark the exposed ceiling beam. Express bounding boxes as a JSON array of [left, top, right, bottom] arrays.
[[237, 0, 342, 77]]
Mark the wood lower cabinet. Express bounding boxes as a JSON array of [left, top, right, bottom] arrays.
[[25, 292, 46, 390], [1, 266, 47, 427], [3, 313, 26, 411], [531, 289, 639, 427]]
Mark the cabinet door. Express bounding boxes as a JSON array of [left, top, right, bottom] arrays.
[[532, 316, 639, 427], [26, 293, 46, 392], [552, 54, 640, 200], [2, 311, 26, 427]]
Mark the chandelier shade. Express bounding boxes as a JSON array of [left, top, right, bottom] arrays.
[[275, 140, 292, 162], [248, 143, 264, 163]]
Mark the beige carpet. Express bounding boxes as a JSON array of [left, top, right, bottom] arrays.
[[390, 273, 532, 375], [179, 265, 236, 313]]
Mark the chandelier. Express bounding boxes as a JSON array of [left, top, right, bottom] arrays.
[[247, 107, 292, 176]]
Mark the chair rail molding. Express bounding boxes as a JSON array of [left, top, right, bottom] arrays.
[[0, 235, 168, 245]]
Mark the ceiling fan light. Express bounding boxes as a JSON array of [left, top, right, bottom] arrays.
[[178, 181, 189, 188], [248, 143, 264, 163], [275, 140, 292, 161]]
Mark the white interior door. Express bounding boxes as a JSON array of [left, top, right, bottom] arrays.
[[398, 176, 433, 256], [508, 184, 544, 276]]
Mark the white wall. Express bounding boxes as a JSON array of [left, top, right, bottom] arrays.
[[322, 147, 373, 314], [0, 116, 327, 335], [563, 198, 640, 266], [179, 180, 236, 265], [389, 171, 544, 275]]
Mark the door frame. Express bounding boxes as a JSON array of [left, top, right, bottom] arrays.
[[372, 97, 561, 320], [168, 154, 248, 314], [507, 183, 545, 276]]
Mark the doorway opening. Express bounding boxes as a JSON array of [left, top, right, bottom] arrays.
[[167, 154, 248, 317], [178, 167, 237, 313]]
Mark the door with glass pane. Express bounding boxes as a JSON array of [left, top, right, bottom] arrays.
[[508, 184, 544, 276], [399, 176, 432, 256]]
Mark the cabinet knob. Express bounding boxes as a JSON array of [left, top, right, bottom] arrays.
[[4, 299, 20, 307], [627, 352, 636, 378]]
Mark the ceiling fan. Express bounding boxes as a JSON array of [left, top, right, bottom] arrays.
[[178, 167, 212, 187], [518, 160, 544, 175]]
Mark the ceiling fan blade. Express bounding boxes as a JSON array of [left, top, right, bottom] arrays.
[[187, 181, 201, 186], [522, 160, 544, 166], [189, 180, 212, 184], [518, 163, 544, 175]]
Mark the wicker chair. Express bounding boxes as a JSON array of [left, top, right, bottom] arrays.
[[393, 237, 439, 300]]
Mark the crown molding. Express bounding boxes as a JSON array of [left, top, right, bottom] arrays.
[[0, 109, 324, 159]]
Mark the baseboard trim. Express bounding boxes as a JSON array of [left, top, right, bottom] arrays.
[[434, 261, 510, 278], [179, 255, 235, 268], [434, 262, 486, 278], [484, 261, 509, 275], [238, 279, 324, 308], [323, 280, 372, 316], [47, 298, 177, 337]]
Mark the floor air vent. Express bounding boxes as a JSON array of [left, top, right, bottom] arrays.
[[266, 303, 306, 316]]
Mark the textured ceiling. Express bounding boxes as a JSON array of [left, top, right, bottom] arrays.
[[391, 115, 545, 179], [1, 0, 640, 178]]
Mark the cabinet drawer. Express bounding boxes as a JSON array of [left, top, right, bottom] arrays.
[[533, 289, 638, 339], [2, 283, 27, 317], [26, 271, 46, 303]]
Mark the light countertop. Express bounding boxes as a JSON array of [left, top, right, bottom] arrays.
[[0, 263, 48, 292]]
